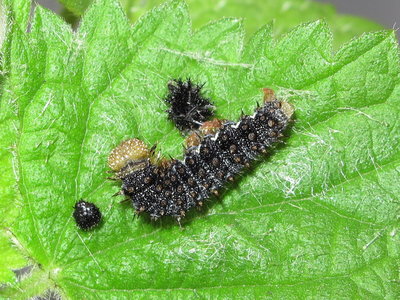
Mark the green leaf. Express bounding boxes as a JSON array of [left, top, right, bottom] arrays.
[[1, 0, 399, 298], [0, 3, 7, 50], [0, 233, 26, 286], [4, 0, 30, 31], [57, 0, 89, 16], [58, 0, 383, 49], [0, 0, 31, 285]]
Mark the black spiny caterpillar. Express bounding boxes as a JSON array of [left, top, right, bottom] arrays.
[[108, 89, 293, 222], [164, 79, 214, 132]]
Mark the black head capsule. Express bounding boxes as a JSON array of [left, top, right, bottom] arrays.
[[73, 200, 102, 230]]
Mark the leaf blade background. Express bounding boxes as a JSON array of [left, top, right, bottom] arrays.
[[0, 0, 399, 298]]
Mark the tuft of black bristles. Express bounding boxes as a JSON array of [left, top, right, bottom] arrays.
[[73, 200, 102, 230], [164, 79, 214, 132]]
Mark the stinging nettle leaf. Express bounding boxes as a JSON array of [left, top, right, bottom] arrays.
[[0, 0, 35, 286], [0, 0, 399, 298], [59, 0, 384, 49]]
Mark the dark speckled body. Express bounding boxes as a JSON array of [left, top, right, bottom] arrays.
[[120, 100, 292, 221]]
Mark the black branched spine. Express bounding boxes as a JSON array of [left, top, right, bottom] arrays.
[[164, 79, 214, 132], [117, 98, 293, 222]]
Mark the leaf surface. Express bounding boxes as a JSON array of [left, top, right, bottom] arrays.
[[0, 0, 399, 298], [0, 0, 33, 285]]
